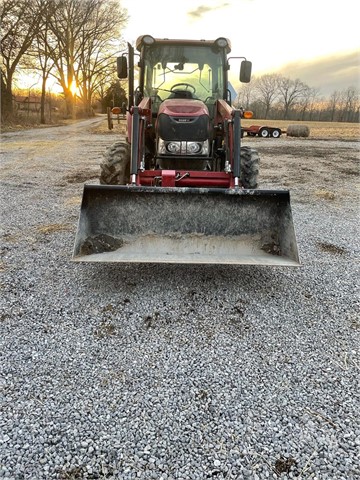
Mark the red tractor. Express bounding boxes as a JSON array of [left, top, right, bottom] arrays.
[[73, 36, 299, 266]]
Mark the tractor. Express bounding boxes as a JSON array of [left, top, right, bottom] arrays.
[[73, 35, 299, 265]]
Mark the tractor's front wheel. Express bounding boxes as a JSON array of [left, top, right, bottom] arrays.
[[100, 141, 130, 185], [240, 146, 259, 189]]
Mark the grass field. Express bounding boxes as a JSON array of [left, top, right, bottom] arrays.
[[3, 115, 359, 141], [241, 119, 360, 140], [94, 118, 360, 140]]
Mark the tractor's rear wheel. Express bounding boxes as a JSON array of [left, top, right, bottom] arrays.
[[240, 146, 259, 189], [100, 141, 130, 185]]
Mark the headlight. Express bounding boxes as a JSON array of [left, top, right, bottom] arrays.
[[186, 142, 202, 154], [158, 139, 209, 156], [167, 142, 181, 153]]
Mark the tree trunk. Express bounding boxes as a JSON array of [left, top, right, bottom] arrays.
[[64, 89, 75, 118], [1, 74, 14, 120], [40, 76, 47, 124]]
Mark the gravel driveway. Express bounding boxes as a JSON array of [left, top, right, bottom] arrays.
[[1, 117, 359, 479]]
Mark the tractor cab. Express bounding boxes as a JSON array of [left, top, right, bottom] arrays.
[[118, 35, 252, 116]]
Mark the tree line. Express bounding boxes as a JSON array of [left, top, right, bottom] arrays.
[[1, 0, 127, 122], [1, 0, 359, 124], [236, 74, 359, 122]]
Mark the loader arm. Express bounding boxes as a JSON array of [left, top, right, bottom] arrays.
[[127, 98, 152, 185], [214, 99, 243, 185]]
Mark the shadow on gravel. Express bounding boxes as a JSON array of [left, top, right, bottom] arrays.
[[76, 262, 299, 295], [64, 169, 99, 183]]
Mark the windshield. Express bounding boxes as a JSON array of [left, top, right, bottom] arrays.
[[143, 44, 225, 103]]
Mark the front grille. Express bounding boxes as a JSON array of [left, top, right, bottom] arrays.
[[156, 156, 210, 170]]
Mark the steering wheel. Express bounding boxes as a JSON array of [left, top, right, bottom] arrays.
[[170, 83, 196, 94]]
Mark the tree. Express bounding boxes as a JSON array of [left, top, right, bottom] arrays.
[[298, 86, 320, 121], [99, 80, 127, 113], [253, 74, 279, 119], [43, 0, 127, 118], [26, 3, 56, 124], [0, 0, 46, 119], [277, 76, 308, 120], [236, 81, 255, 110], [44, 0, 93, 117], [328, 90, 341, 121], [339, 86, 359, 122], [76, 0, 127, 116]]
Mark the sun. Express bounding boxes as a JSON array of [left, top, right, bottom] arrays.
[[69, 80, 79, 96]]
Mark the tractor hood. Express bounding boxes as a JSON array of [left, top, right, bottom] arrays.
[[157, 99, 210, 142], [158, 99, 209, 117]]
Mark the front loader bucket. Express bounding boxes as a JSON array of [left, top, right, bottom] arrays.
[[72, 185, 300, 266]]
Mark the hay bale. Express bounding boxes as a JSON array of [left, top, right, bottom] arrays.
[[286, 124, 310, 137]]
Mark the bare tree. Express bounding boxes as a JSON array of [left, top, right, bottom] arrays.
[[23, 1, 56, 123], [298, 86, 321, 121], [76, 0, 127, 116], [44, 0, 94, 117], [339, 86, 359, 122], [253, 74, 279, 119], [42, 0, 127, 118], [36, 31, 55, 124], [236, 81, 255, 110], [0, 0, 45, 119], [277, 76, 308, 120], [327, 90, 341, 121]]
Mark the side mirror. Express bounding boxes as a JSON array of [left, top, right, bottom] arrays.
[[117, 56, 128, 79], [240, 60, 252, 83]]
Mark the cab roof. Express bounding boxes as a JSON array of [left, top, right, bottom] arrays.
[[136, 35, 232, 54]]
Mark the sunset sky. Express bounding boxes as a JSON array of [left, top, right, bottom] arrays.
[[121, 0, 360, 95]]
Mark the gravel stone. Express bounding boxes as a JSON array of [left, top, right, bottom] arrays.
[[0, 118, 359, 479]]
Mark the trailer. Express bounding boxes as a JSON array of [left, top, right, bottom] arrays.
[[242, 125, 285, 138]]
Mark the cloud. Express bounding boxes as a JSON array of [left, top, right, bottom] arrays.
[[187, 2, 230, 19], [278, 50, 360, 95]]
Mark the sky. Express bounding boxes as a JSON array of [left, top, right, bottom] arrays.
[[120, 0, 360, 96]]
